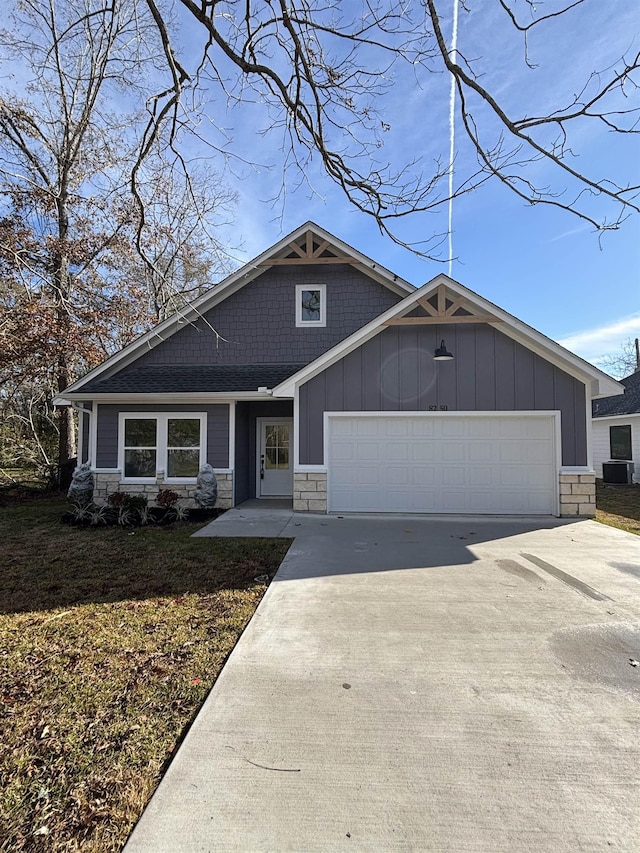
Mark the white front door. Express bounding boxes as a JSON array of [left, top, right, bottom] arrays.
[[258, 419, 293, 497]]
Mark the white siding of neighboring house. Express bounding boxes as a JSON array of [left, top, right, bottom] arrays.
[[592, 415, 640, 481]]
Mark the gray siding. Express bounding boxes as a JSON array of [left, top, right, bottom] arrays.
[[234, 401, 294, 502], [299, 324, 587, 466], [126, 265, 401, 370], [96, 404, 230, 469]]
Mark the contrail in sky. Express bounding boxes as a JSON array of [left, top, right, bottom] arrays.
[[448, 0, 459, 277]]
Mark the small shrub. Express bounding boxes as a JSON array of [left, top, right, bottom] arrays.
[[89, 506, 108, 526], [156, 489, 179, 508], [173, 503, 190, 522], [70, 502, 93, 523], [126, 494, 148, 511], [117, 507, 132, 527], [107, 492, 128, 508], [108, 492, 148, 511]]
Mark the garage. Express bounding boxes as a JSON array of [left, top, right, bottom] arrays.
[[327, 414, 558, 515]]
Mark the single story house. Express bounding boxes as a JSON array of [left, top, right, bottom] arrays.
[[592, 369, 640, 482], [56, 222, 623, 517]]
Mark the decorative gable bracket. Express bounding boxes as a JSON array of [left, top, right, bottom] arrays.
[[257, 229, 355, 266], [383, 283, 503, 326]]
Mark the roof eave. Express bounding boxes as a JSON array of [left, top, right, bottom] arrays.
[[53, 391, 287, 405]]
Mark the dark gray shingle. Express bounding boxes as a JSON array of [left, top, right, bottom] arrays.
[[592, 370, 640, 417], [81, 364, 305, 394]]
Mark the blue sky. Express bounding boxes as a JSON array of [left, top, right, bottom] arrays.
[[2, 0, 637, 371], [192, 0, 640, 373]]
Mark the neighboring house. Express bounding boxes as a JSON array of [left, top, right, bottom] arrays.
[[56, 222, 623, 517], [592, 369, 640, 482]]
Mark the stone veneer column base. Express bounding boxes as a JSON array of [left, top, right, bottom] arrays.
[[559, 472, 596, 517], [92, 471, 233, 509], [293, 472, 327, 513]]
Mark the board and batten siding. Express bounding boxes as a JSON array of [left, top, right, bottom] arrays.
[[299, 324, 587, 466], [95, 404, 230, 469]]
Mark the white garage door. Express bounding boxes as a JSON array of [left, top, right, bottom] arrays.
[[327, 415, 557, 515]]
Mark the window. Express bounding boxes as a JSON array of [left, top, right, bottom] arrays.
[[167, 418, 201, 477], [123, 418, 157, 478], [296, 283, 326, 327], [119, 413, 207, 481], [264, 424, 290, 470], [610, 425, 632, 460]]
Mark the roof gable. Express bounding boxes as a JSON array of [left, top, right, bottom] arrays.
[[61, 223, 415, 396], [273, 273, 624, 399]]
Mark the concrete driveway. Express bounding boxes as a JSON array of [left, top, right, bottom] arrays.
[[125, 514, 640, 852]]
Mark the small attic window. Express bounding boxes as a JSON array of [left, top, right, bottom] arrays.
[[296, 284, 326, 327]]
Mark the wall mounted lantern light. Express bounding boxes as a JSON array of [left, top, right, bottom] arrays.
[[433, 339, 454, 361]]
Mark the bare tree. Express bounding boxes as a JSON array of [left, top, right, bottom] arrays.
[[132, 150, 237, 320], [599, 338, 640, 379], [137, 0, 639, 250], [0, 0, 235, 480]]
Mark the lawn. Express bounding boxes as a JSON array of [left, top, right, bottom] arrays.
[[596, 480, 640, 535], [0, 492, 291, 852]]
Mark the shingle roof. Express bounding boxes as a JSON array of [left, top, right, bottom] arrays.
[[592, 370, 640, 417], [80, 364, 306, 394]]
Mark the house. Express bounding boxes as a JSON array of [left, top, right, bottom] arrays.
[[592, 368, 640, 482], [56, 222, 623, 517]]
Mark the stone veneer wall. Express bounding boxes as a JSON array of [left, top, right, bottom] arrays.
[[293, 472, 327, 513], [292, 471, 596, 517], [93, 472, 233, 509], [559, 472, 596, 517]]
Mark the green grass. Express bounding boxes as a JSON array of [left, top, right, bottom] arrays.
[[596, 480, 640, 535], [0, 493, 291, 851]]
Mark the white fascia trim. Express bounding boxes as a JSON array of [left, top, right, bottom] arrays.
[[63, 223, 413, 395], [62, 392, 277, 404], [592, 413, 640, 422], [272, 273, 623, 399]]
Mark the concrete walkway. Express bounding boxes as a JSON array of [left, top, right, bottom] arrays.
[[193, 500, 295, 538], [125, 514, 640, 852]]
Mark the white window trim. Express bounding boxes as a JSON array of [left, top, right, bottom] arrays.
[[118, 412, 207, 484], [295, 283, 326, 327], [609, 423, 633, 461]]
